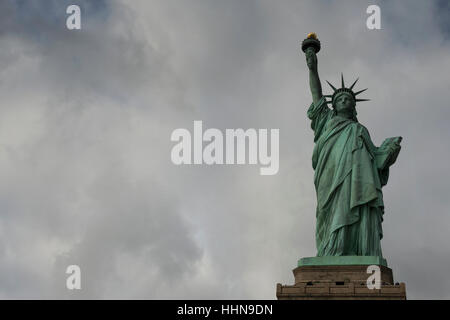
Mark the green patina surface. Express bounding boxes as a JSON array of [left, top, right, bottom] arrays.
[[298, 256, 387, 267], [302, 35, 402, 258]]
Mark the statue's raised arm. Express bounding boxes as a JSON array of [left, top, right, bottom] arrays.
[[302, 33, 323, 105], [305, 48, 323, 105]]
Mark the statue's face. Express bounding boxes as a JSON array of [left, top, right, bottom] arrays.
[[334, 93, 355, 113]]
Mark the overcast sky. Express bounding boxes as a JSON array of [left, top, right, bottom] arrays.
[[0, 0, 449, 299]]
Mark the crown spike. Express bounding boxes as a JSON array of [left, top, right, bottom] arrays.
[[326, 80, 337, 92], [341, 73, 345, 88], [355, 98, 370, 102], [349, 77, 359, 90], [354, 88, 368, 96]]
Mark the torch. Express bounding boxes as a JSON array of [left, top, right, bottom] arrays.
[[301, 32, 321, 54]]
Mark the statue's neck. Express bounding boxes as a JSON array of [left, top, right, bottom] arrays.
[[336, 110, 353, 120]]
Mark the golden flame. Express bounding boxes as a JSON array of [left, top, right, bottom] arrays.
[[307, 32, 318, 40]]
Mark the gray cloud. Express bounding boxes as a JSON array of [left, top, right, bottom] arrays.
[[0, 0, 448, 299]]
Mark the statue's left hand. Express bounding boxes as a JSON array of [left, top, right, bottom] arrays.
[[390, 136, 402, 149], [387, 137, 402, 159]]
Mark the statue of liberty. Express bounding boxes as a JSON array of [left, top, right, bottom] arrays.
[[302, 34, 402, 258]]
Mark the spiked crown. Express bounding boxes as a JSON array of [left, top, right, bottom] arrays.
[[324, 73, 370, 107]]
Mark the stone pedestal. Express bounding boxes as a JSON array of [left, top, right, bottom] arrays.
[[276, 256, 406, 300]]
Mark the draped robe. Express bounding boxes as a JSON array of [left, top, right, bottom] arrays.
[[307, 97, 401, 257]]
